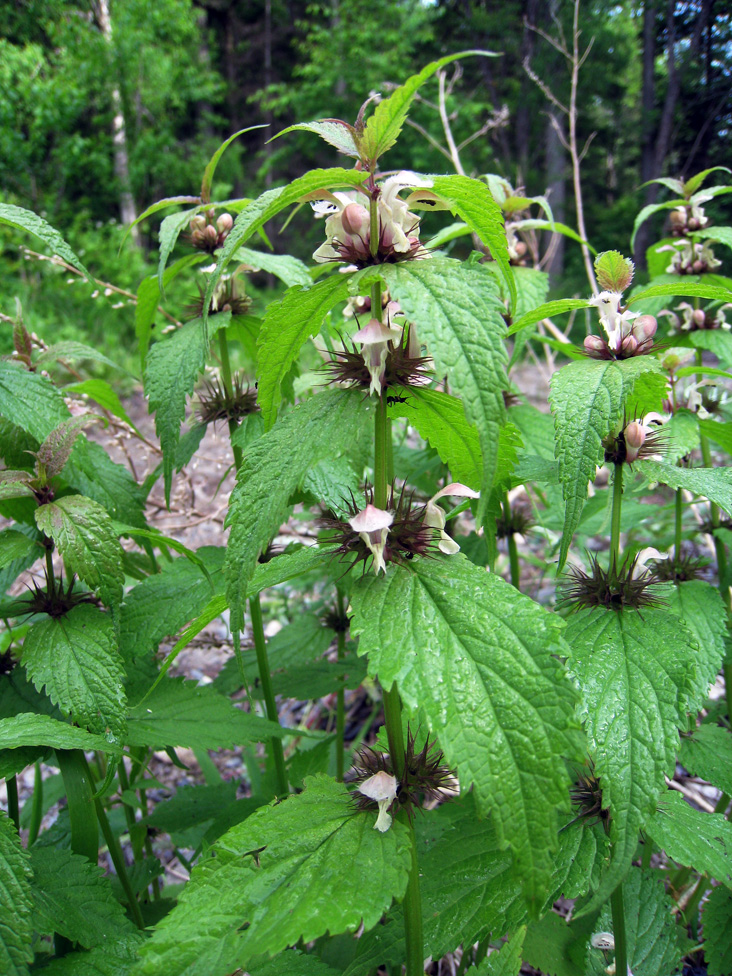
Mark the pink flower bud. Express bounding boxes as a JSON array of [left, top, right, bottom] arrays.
[[514, 241, 527, 256], [688, 217, 701, 231], [341, 202, 369, 238], [620, 334, 638, 356], [693, 309, 706, 327], [190, 215, 206, 233], [624, 421, 646, 463], [693, 260, 705, 273], [204, 225, 219, 246], [216, 213, 234, 234], [631, 314, 657, 342], [584, 335, 607, 356]]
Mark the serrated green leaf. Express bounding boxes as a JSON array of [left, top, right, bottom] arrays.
[[680, 724, 732, 796], [665, 580, 727, 704], [233, 246, 311, 287], [513, 266, 550, 319], [685, 166, 731, 196], [139, 782, 237, 838], [144, 312, 231, 504], [646, 790, 732, 884], [0, 713, 121, 754], [429, 175, 516, 310], [0, 529, 39, 570], [546, 820, 609, 907], [30, 847, 136, 947], [630, 200, 684, 251], [550, 357, 665, 568], [358, 52, 495, 162], [202, 169, 369, 325], [522, 911, 586, 976], [373, 259, 507, 519], [0, 202, 91, 281], [589, 868, 687, 976], [64, 437, 147, 529], [64, 381, 140, 435], [126, 676, 281, 749], [250, 949, 342, 976], [703, 886, 732, 976], [388, 387, 481, 490], [120, 548, 223, 661], [133, 775, 411, 976], [507, 299, 591, 336], [638, 460, 732, 515], [0, 361, 70, 441], [135, 254, 204, 368], [663, 408, 700, 463], [627, 281, 732, 306], [703, 225, 732, 252], [565, 609, 697, 912], [32, 935, 144, 976], [35, 496, 124, 608], [225, 390, 368, 625], [201, 126, 264, 202], [257, 275, 351, 428], [302, 456, 362, 517], [0, 810, 33, 976], [35, 341, 124, 373], [474, 927, 526, 976], [0, 480, 35, 502], [157, 208, 201, 292], [595, 250, 634, 292], [35, 415, 105, 478], [350, 556, 578, 907], [22, 605, 126, 736], [274, 119, 360, 157]]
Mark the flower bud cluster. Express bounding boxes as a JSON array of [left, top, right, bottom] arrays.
[[188, 211, 234, 253], [603, 416, 665, 466], [659, 301, 731, 333], [660, 239, 721, 275], [584, 292, 657, 360], [669, 204, 708, 237]]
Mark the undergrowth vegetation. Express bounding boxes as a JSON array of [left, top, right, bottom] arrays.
[[2, 42, 732, 976]]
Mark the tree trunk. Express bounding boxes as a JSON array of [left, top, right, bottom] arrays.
[[543, 111, 566, 282], [93, 0, 140, 247], [635, 0, 658, 267], [516, 0, 539, 180]]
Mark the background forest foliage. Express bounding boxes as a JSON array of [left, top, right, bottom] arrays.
[[1, 0, 730, 361]]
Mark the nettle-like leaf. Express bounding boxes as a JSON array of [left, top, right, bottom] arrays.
[[64, 437, 148, 529], [30, 847, 136, 948], [665, 581, 727, 703], [545, 819, 609, 908], [30, 936, 143, 976], [22, 604, 126, 736], [133, 775, 411, 976], [388, 387, 481, 490], [257, 274, 351, 429], [202, 168, 369, 324], [428, 175, 515, 310], [136, 253, 204, 368], [588, 868, 686, 976], [0, 712, 121, 755], [473, 927, 526, 976], [638, 460, 732, 516], [0, 202, 91, 281], [249, 949, 342, 976], [550, 357, 665, 568], [200, 126, 265, 203], [273, 119, 361, 158], [35, 495, 125, 608], [64, 380, 141, 435], [506, 298, 592, 336], [0, 810, 33, 976], [680, 723, 732, 796], [0, 361, 70, 442], [120, 548, 223, 661], [626, 280, 732, 307], [358, 52, 494, 164], [144, 311, 231, 504], [703, 886, 732, 976], [594, 250, 634, 292], [225, 390, 368, 626], [350, 556, 580, 907], [233, 246, 311, 288], [366, 259, 507, 521], [565, 608, 697, 912], [646, 790, 732, 885], [0, 529, 39, 571], [126, 676, 282, 750]]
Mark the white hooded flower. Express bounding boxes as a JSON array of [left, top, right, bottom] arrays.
[[588, 291, 639, 354], [358, 770, 398, 832], [423, 483, 480, 554], [352, 317, 403, 396], [349, 504, 393, 574]]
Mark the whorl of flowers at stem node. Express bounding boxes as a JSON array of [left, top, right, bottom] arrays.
[[187, 211, 233, 253], [496, 505, 533, 539], [19, 574, 99, 619], [185, 280, 251, 321], [603, 417, 666, 466], [196, 373, 259, 427], [564, 761, 610, 832], [649, 553, 707, 583], [659, 239, 721, 275], [669, 203, 708, 237], [559, 553, 665, 613], [351, 730, 456, 830], [322, 324, 432, 397], [584, 292, 658, 360]]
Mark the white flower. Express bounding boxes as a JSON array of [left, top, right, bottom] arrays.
[[588, 291, 638, 354], [349, 504, 393, 575], [358, 770, 398, 832], [352, 317, 403, 396], [423, 483, 480, 554]]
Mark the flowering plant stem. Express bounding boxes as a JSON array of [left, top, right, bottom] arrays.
[[610, 463, 623, 567], [610, 882, 629, 976], [335, 589, 347, 782], [674, 489, 683, 562], [372, 275, 425, 975], [503, 492, 521, 589]]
